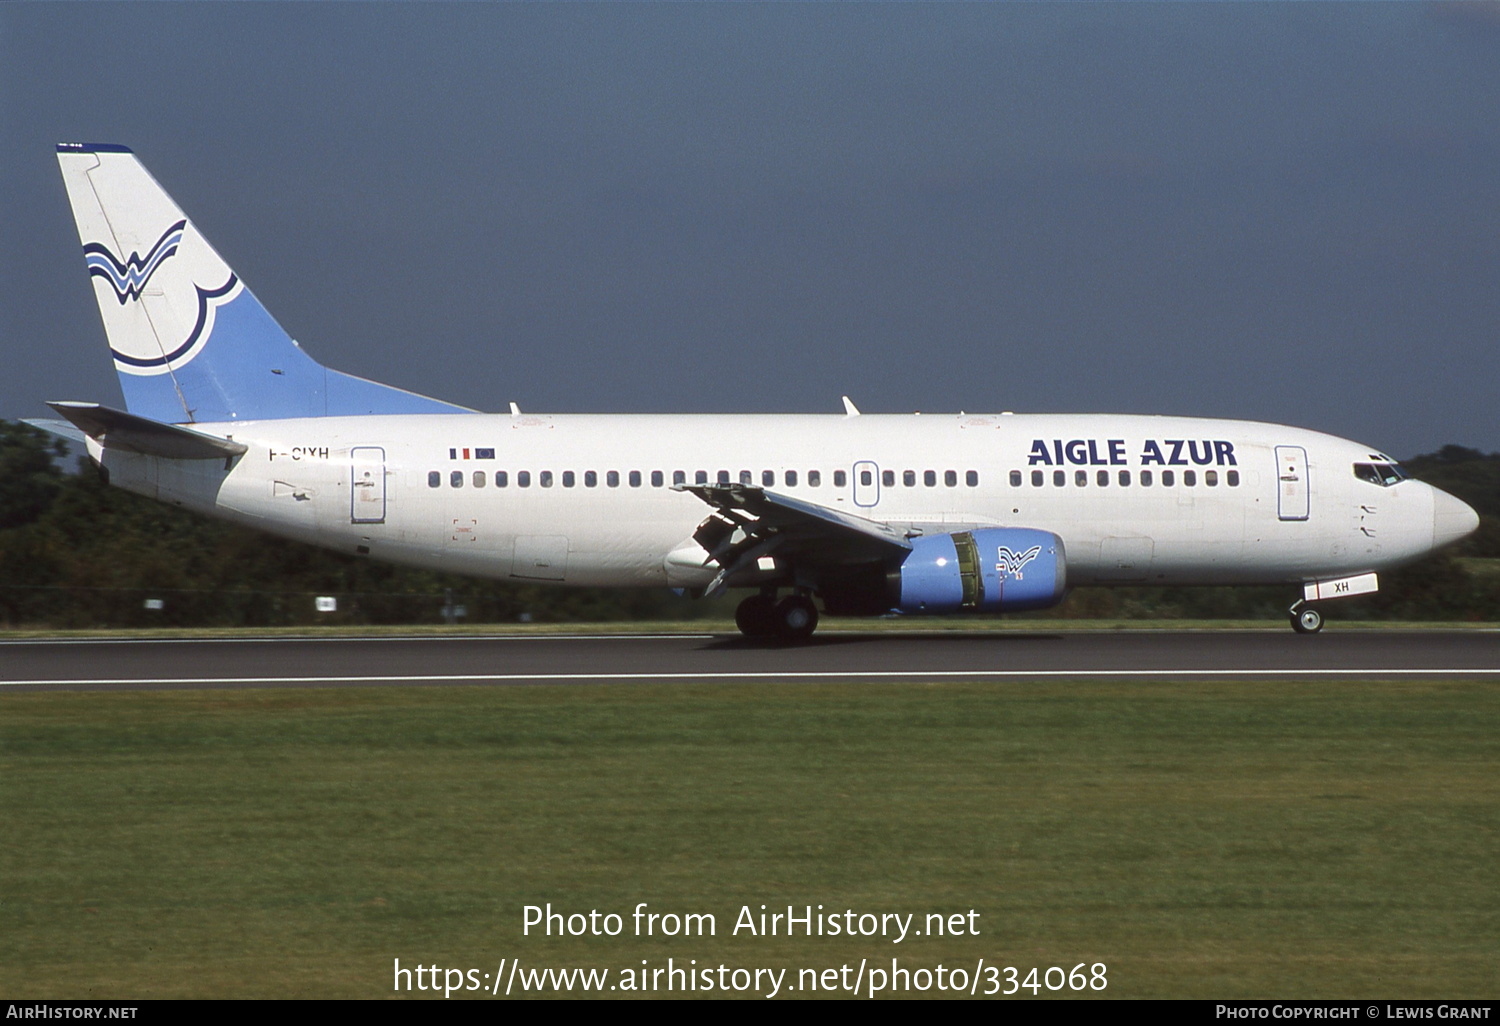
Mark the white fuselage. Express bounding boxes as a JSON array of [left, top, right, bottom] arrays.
[[91, 411, 1454, 596]]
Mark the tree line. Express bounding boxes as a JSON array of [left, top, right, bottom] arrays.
[[0, 422, 1494, 628]]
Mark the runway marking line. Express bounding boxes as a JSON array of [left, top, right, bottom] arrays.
[[0, 634, 716, 647], [4, 668, 1500, 687]]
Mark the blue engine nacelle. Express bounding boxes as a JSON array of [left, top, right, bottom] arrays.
[[896, 528, 1067, 614]]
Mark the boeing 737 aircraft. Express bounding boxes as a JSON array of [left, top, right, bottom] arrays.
[[35, 143, 1480, 639]]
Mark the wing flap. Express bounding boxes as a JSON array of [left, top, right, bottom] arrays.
[[676, 483, 911, 594], [679, 483, 911, 553]]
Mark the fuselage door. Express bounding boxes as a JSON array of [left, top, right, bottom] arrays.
[[1275, 445, 1309, 521], [853, 460, 880, 508], [350, 446, 387, 524]]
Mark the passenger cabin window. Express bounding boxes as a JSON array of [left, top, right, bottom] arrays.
[[763, 470, 775, 486], [740, 470, 753, 485], [1183, 470, 1197, 486], [652, 471, 664, 487], [496, 471, 508, 487], [428, 471, 441, 488], [1031, 470, 1044, 487], [717, 470, 730, 484], [563, 471, 576, 488], [1162, 470, 1175, 486], [1119, 470, 1131, 486], [451, 470, 464, 488], [1075, 470, 1087, 487], [1227, 470, 1240, 487], [785, 470, 798, 487], [883, 470, 895, 487], [608, 471, 621, 488], [540, 470, 553, 488], [967, 470, 979, 487], [808, 470, 821, 487], [585, 470, 597, 488], [1205, 470, 1218, 486], [860, 470, 873, 486], [834, 470, 847, 488], [1053, 470, 1065, 487], [630, 471, 642, 487], [518, 471, 531, 488], [904, 470, 916, 487], [944, 470, 957, 487], [1140, 470, 1152, 487], [696, 470, 708, 485], [924, 470, 937, 487], [1011, 470, 1023, 487], [1096, 470, 1109, 487], [673, 470, 686, 486], [473, 471, 486, 488]]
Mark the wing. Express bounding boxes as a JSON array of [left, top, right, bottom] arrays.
[[676, 483, 912, 596]]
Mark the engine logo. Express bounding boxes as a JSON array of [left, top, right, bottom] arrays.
[[996, 545, 1042, 580]]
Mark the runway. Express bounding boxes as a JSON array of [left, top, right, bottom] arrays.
[[2, 629, 1499, 692]]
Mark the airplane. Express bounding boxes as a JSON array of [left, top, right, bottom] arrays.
[[33, 142, 1480, 640]]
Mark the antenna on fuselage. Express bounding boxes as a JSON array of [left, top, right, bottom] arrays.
[[841, 396, 860, 417]]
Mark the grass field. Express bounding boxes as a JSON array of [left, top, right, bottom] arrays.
[[3, 678, 1497, 999]]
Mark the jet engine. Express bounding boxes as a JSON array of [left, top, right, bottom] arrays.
[[895, 528, 1066, 614]]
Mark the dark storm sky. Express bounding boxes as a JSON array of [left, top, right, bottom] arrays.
[[3, 2, 1498, 456]]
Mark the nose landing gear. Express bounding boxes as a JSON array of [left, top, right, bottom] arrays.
[[1289, 600, 1324, 634]]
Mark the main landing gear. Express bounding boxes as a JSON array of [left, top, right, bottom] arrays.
[[1289, 600, 1324, 635], [735, 591, 819, 642]]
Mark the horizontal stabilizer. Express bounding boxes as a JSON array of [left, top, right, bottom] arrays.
[[21, 418, 87, 445], [46, 401, 248, 460]]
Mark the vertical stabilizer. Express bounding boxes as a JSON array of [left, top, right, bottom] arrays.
[[56, 143, 470, 422]]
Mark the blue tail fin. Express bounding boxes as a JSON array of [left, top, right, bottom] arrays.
[[56, 143, 471, 423]]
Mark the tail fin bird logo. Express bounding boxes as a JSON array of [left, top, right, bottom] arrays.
[[996, 545, 1043, 580], [83, 220, 187, 303]]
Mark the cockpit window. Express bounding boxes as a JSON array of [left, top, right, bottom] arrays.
[[1353, 462, 1409, 487]]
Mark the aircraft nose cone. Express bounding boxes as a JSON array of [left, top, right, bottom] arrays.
[[1432, 487, 1480, 549]]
